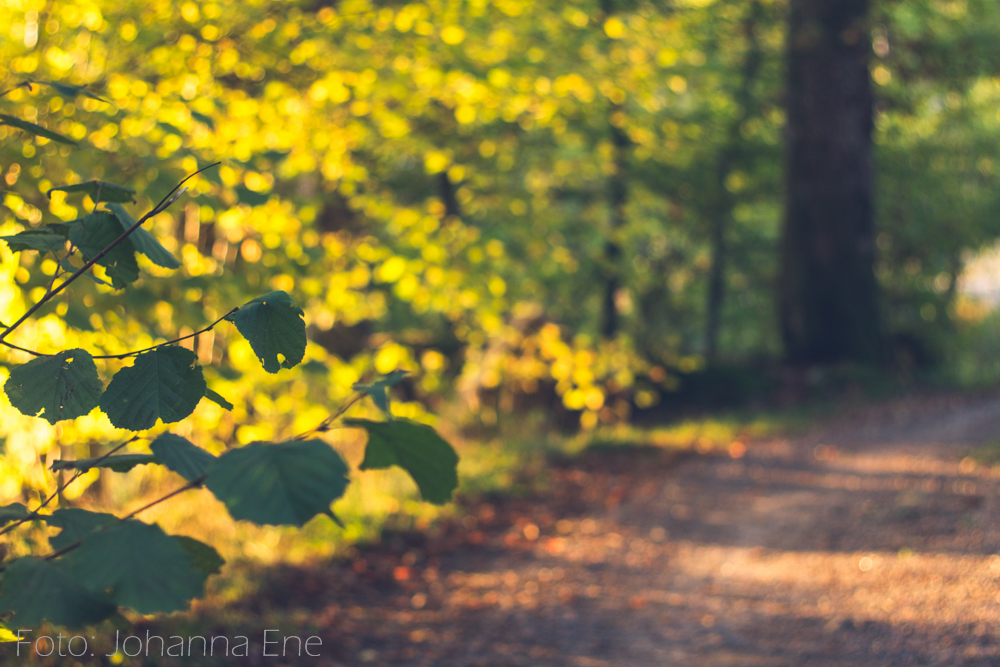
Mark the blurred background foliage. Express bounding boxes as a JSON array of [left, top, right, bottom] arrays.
[[2, 0, 1000, 551]]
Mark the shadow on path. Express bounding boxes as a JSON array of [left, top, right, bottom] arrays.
[[164, 391, 1000, 666]]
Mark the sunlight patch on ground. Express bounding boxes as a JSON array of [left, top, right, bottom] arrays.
[[669, 543, 1000, 628]]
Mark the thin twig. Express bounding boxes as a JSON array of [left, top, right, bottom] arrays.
[[0, 436, 138, 538], [35, 475, 207, 564], [0, 251, 71, 356], [0, 307, 239, 359], [44, 246, 69, 297], [0, 340, 47, 356], [91, 307, 238, 359], [292, 392, 364, 440], [91, 182, 102, 214], [151, 162, 219, 216], [120, 475, 206, 522], [0, 81, 32, 98]]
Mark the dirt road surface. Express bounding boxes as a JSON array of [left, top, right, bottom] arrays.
[[221, 391, 1000, 666]]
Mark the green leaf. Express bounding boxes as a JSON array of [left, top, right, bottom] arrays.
[[205, 440, 349, 526], [34, 80, 108, 103], [61, 258, 113, 287], [99, 346, 207, 431], [225, 291, 306, 373], [69, 212, 139, 289], [347, 419, 459, 505], [234, 184, 270, 206], [301, 359, 329, 374], [4, 349, 102, 424], [0, 503, 29, 527], [47, 181, 136, 204], [149, 433, 216, 482], [0, 558, 117, 628], [45, 508, 117, 551], [353, 370, 409, 420], [157, 121, 183, 136], [106, 203, 181, 269], [173, 536, 224, 577], [204, 387, 234, 410], [0, 114, 77, 145], [259, 150, 289, 164], [61, 520, 207, 614], [0, 227, 68, 253], [190, 111, 215, 129], [51, 454, 157, 474]]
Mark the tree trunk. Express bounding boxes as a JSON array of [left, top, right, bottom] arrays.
[[705, 0, 764, 362], [599, 0, 629, 339], [601, 120, 629, 339], [780, 0, 883, 364]]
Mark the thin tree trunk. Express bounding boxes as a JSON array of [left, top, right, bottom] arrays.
[[601, 120, 629, 339], [705, 0, 764, 362], [438, 171, 461, 219], [780, 0, 883, 364], [599, 0, 630, 339]]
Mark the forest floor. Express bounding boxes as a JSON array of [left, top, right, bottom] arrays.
[[176, 389, 1000, 666]]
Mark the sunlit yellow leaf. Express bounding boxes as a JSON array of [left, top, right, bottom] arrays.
[[440, 26, 466, 45]]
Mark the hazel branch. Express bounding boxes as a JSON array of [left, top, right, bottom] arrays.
[[0, 162, 220, 346], [0, 307, 238, 359]]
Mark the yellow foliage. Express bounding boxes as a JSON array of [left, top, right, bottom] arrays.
[[0, 0, 762, 513], [424, 150, 450, 174], [603, 17, 625, 39], [440, 25, 466, 45]]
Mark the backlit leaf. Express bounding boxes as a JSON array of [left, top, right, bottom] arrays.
[[99, 347, 206, 431], [225, 291, 306, 373], [347, 419, 459, 504], [149, 433, 216, 482], [68, 212, 139, 289], [51, 454, 157, 474], [0, 114, 77, 145], [45, 508, 118, 551], [107, 203, 181, 269], [204, 387, 234, 410], [205, 440, 349, 526], [190, 110, 215, 129], [234, 184, 270, 206], [47, 181, 136, 203], [34, 80, 108, 102], [0, 503, 29, 527], [173, 536, 224, 576], [4, 349, 102, 424], [61, 258, 112, 286], [0, 558, 117, 628], [353, 370, 409, 419], [0, 227, 68, 253], [61, 520, 207, 614]]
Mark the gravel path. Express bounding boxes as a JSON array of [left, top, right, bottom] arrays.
[[209, 392, 1000, 666]]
